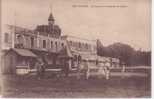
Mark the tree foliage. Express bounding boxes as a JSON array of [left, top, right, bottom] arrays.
[[97, 40, 151, 66]]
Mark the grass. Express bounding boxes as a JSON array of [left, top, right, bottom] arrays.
[[1, 74, 151, 98]]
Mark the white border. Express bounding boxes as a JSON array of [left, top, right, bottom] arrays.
[[152, 0, 153, 98]]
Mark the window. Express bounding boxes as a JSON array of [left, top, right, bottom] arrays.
[[88, 45, 91, 51], [73, 42, 76, 46], [85, 43, 88, 49], [61, 43, 64, 47], [16, 34, 24, 48], [50, 41, 53, 48], [79, 42, 81, 48], [69, 41, 72, 45], [17, 35, 23, 43], [75, 42, 78, 47], [74, 55, 78, 61], [81, 43, 84, 49], [55, 41, 57, 50], [55, 41, 57, 45], [4, 33, 9, 43], [31, 37, 34, 48], [43, 40, 46, 48]]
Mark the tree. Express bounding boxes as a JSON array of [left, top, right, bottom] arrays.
[[107, 42, 135, 66], [96, 40, 151, 66]]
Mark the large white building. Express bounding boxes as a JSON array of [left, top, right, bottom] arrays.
[[1, 12, 121, 75], [61, 35, 98, 70], [1, 12, 67, 74]]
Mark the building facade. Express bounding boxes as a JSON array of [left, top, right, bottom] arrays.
[[61, 35, 98, 70], [1, 12, 121, 75], [1, 12, 67, 74]]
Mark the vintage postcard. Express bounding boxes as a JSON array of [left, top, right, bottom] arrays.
[[0, 0, 151, 98]]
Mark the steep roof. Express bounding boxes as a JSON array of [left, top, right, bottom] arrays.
[[48, 12, 54, 21]]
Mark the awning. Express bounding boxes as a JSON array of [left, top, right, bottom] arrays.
[[12, 48, 37, 58], [30, 49, 52, 57]]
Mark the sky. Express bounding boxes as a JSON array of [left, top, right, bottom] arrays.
[[1, 0, 151, 51]]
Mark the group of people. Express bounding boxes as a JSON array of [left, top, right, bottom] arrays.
[[34, 57, 113, 80], [35, 57, 70, 80], [81, 61, 111, 80]]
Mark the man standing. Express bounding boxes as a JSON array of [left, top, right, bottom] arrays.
[[35, 57, 45, 80], [62, 60, 69, 77]]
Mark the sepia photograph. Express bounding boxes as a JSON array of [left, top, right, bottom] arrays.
[[0, 0, 151, 98]]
